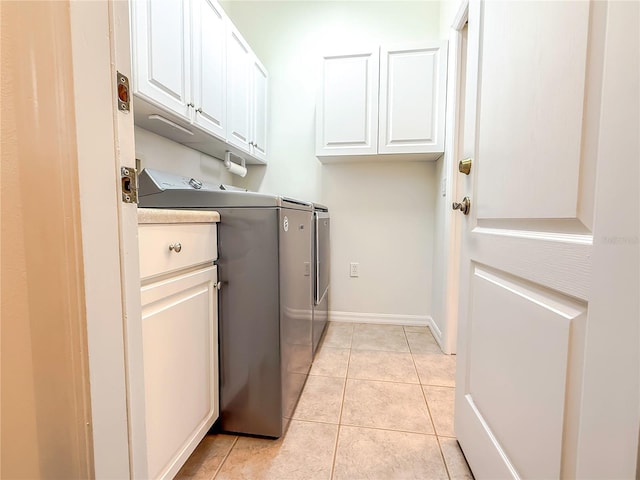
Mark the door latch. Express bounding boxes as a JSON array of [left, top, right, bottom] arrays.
[[121, 167, 138, 204]]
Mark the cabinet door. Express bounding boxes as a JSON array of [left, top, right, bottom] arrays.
[[250, 57, 268, 162], [192, 0, 226, 140], [226, 25, 252, 153], [316, 49, 379, 156], [131, 0, 191, 121], [378, 42, 448, 154], [140, 265, 218, 480]]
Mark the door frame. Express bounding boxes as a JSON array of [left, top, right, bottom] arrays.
[[68, 0, 142, 477], [436, 0, 468, 354], [67, 1, 133, 478]]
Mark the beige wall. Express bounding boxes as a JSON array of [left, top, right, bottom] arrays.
[[430, 155, 449, 338], [136, 127, 236, 185], [1, 1, 93, 478], [223, 0, 442, 319]]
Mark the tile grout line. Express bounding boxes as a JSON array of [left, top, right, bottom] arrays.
[[404, 325, 453, 480], [295, 413, 449, 439], [211, 435, 239, 480], [338, 421, 444, 437], [344, 376, 421, 386], [329, 328, 353, 480]]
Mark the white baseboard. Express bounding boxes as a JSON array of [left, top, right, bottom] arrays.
[[329, 310, 430, 327], [427, 316, 444, 348]]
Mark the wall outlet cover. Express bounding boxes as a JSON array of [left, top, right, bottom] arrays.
[[350, 262, 359, 277]]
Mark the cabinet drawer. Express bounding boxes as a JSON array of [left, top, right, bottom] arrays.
[[139, 223, 217, 280]]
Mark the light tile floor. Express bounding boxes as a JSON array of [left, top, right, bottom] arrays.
[[176, 322, 474, 480]]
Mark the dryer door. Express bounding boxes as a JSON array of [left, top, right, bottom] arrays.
[[315, 211, 330, 305]]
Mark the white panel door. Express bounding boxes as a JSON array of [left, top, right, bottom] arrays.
[[131, 0, 191, 120], [455, 1, 639, 478], [192, 0, 226, 140], [140, 266, 219, 480], [316, 49, 379, 156], [378, 42, 447, 154], [250, 57, 268, 162], [226, 25, 252, 153]]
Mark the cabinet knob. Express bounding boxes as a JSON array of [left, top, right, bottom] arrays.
[[187, 102, 194, 108], [214, 281, 221, 290], [168, 243, 182, 253], [196, 107, 203, 113]]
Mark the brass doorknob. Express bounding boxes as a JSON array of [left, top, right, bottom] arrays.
[[452, 197, 471, 215], [459, 158, 472, 175]]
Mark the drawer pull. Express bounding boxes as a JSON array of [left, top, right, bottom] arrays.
[[168, 243, 182, 253]]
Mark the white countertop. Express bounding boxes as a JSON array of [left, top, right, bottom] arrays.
[[138, 208, 220, 224]]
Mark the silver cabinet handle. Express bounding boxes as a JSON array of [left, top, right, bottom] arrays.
[[168, 243, 182, 253], [214, 281, 221, 290]]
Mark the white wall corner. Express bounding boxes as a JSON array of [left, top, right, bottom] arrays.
[[427, 315, 451, 353]]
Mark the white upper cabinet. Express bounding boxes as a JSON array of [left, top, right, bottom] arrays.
[[131, 0, 191, 121], [316, 42, 447, 161], [191, 0, 227, 140], [378, 43, 447, 154], [250, 57, 268, 162], [130, 0, 268, 164], [226, 27, 268, 161], [226, 25, 252, 153], [316, 49, 380, 156]]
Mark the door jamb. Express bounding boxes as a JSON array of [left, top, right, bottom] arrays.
[[440, 0, 469, 354]]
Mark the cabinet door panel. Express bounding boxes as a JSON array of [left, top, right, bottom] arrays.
[[193, 0, 226, 139], [226, 27, 251, 153], [251, 58, 268, 162], [379, 43, 447, 154], [132, 0, 191, 120], [316, 50, 379, 156], [140, 266, 218, 480]]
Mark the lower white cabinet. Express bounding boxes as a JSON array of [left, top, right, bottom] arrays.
[[141, 266, 218, 479], [136, 211, 219, 480]]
